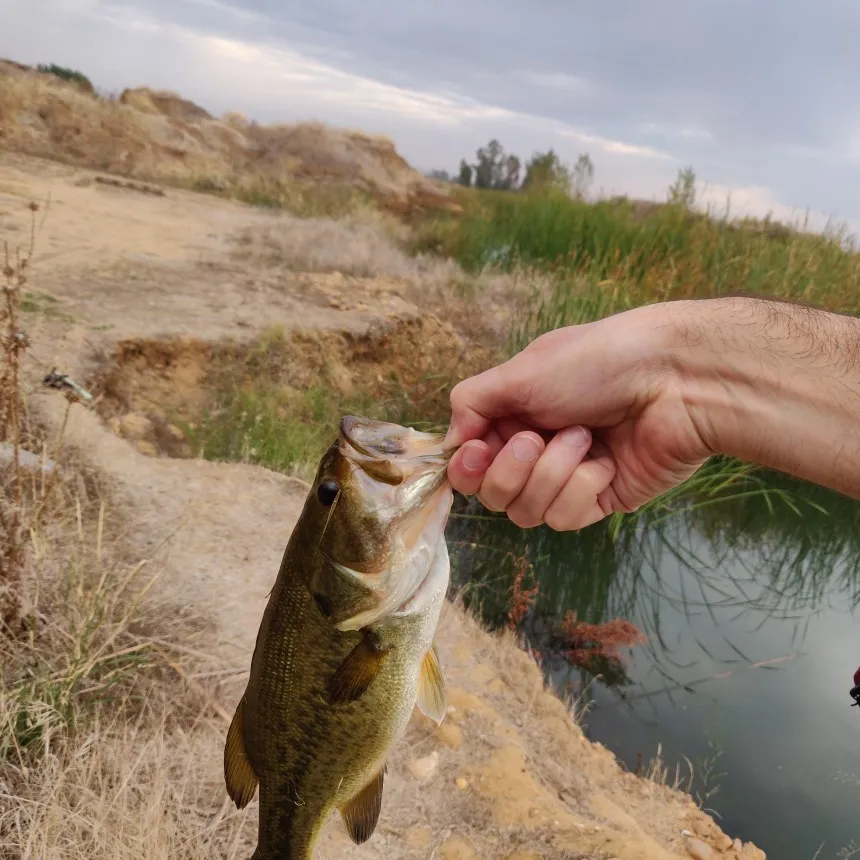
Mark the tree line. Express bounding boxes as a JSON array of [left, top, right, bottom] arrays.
[[429, 139, 700, 211], [429, 139, 596, 198]]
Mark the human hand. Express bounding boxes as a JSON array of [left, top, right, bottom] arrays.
[[445, 301, 715, 531]]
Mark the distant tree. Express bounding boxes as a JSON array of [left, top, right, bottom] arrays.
[[499, 154, 521, 191], [474, 138, 506, 189], [571, 153, 594, 199], [667, 165, 697, 209], [428, 169, 451, 182], [521, 149, 572, 193], [457, 159, 473, 187]]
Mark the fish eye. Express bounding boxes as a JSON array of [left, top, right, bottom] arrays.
[[317, 479, 340, 507]]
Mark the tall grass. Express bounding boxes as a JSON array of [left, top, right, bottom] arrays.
[[425, 187, 860, 329]]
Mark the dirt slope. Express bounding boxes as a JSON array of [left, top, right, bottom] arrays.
[[2, 150, 764, 860], [0, 60, 458, 217]]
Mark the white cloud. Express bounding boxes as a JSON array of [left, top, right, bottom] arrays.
[[641, 121, 714, 142], [696, 181, 858, 239], [556, 127, 675, 161], [519, 70, 592, 95]]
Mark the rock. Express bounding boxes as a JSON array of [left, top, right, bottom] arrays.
[[740, 844, 767, 860], [119, 412, 153, 441], [505, 853, 541, 860], [438, 835, 478, 860], [0, 442, 59, 475], [136, 440, 158, 457], [407, 750, 439, 781], [683, 834, 717, 860], [436, 722, 464, 749], [165, 423, 185, 441], [716, 834, 734, 851], [455, 776, 469, 790], [405, 826, 432, 850], [733, 839, 743, 852], [692, 819, 711, 838]]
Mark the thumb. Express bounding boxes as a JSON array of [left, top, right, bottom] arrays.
[[446, 359, 534, 447]]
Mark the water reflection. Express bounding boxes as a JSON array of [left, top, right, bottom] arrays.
[[445, 470, 860, 858]]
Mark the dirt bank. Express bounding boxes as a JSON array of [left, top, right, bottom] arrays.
[[2, 150, 764, 860]]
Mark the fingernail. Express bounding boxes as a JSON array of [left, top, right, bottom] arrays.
[[558, 426, 589, 447], [510, 435, 541, 462], [462, 444, 488, 471]]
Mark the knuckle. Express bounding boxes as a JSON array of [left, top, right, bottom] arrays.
[[449, 379, 469, 409], [544, 508, 575, 532], [507, 507, 540, 529], [476, 490, 504, 513]]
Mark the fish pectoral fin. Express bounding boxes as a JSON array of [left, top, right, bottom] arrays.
[[327, 634, 388, 705], [416, 643, 446, 725], [223, 697, 259, 809], [339, 764, 385, 844]]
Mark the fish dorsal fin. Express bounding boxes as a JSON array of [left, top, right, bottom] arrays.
[[340, 764, 386, 844], [224, 697, 259, 809], [327, 633, 389, 705], [416, 643, 446, 725]]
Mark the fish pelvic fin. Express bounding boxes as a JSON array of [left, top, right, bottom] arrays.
[[224, 696, 259, 809], [416, 642, 446, 725], [327, 631, 389, 705], [339, 764, 386, 844]]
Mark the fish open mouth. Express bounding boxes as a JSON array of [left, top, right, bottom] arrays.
[[339, 415, 456, 466]]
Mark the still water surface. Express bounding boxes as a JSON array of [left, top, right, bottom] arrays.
[[446, 473, 860, 860]]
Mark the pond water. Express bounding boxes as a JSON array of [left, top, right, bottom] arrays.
[[446, 472, 860, 860]]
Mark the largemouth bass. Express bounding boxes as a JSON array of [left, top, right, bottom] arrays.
[[224, 415, 455, 860]]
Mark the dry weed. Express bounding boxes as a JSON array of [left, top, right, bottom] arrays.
[[230, 213, 462, 285], [0, 203, 219, 859], [0, 712, 256, 860]]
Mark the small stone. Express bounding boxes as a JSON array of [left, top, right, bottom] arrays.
[[119, 412, 153, 441], [136, 440, 158, 457], [455, 776, 468, 790], [740, 844, 767, 860], [165, 423, 185, 441], [407, 750, 439, 781], [716, 834, 734, 851], [406, 826, 432, 849], [684, 835, 716, 860], [438, 835, 478, 860], [733, 839, 743, 851], [436, 722, 463, 749], [693, 819, 711, 838]]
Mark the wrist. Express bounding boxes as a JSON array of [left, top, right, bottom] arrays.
[[668, 296, 860, 493]]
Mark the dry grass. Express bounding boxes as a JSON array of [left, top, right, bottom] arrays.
[[0, 64, 458, 219], [2, 713, 257, 859], [0, 203, 239, 860], [230, 210, 545, 349], [230, 211, 462, 284]]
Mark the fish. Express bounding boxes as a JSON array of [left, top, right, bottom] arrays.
[[224, 415, 456, 860]]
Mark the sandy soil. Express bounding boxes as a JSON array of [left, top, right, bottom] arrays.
[[1, 149, 765, 860]]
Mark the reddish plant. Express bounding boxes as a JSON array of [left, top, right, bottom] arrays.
[[559, 610, 646, 673], [506, 554, 539, 630]]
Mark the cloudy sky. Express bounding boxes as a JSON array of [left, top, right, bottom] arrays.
[[3, 0, 860, 234]]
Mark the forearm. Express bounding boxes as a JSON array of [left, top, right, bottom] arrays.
[[673, 296, 860, 498]]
